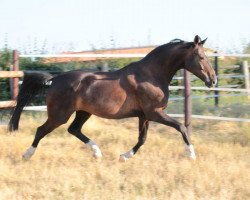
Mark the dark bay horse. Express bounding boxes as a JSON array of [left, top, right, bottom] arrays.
[[9, 35, 217, 161]]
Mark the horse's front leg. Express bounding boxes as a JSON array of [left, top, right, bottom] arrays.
[[119, 117, 149, 162], [146, 109, 196, 160]]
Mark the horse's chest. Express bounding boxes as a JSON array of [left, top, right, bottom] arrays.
[[137, 83, 169, 107], [152, 90, 168, 106]]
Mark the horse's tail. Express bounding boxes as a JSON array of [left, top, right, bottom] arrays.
[[8, 72, 53, 132]]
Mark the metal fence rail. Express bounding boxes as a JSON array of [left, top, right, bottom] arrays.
[[21, 106, 250, 123], [168, 114, 250, 123], [169, 86, 250, 93]]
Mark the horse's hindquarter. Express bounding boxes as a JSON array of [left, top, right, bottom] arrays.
[[76, 72, 140, 118]]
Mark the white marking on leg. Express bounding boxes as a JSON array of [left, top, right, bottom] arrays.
[[45, 80, 52, 85], [86, 140, 102, 158], [119, 149, 134, 162], [185, 144, 196, 160], [22, 146, 36, 160]]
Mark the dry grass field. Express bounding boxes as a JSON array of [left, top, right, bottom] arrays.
[[0, 114, 249, 200]]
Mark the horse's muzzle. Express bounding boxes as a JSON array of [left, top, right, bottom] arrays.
[[205, 77, 217, 88]]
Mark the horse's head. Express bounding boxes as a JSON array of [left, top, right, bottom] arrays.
[[184, 35, 217, 88]]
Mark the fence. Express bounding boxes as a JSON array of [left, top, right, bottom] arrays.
[[0, 50, 23, 108], [1, 51, 250, 135]]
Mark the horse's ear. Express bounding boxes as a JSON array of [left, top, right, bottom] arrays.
[[194, 35, 201, 45], [200, 38, 207, 45]]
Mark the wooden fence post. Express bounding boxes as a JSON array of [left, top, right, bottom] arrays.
[[243, 61, 250, 98], [11, 50, 19, 100], [184, 69, 192, 135], [101, 62, 109, 72], [214, 52, 219, 106]]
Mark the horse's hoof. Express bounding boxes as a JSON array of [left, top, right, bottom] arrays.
[[22, 146, 36, 161], [189, 154, 196, 160], [185, 144, 196, 160], [93, 151, 102, 159], [119, 155, 128, 162], [22, 153, 32, 161]]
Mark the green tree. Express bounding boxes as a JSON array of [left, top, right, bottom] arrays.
[[0, 49, 12, 70], [0, 49, 12, 100]]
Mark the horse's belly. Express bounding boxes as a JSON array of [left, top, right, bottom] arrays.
[[76, 97, 139, 119]]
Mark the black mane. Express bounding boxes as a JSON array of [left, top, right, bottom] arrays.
[[144, 38, 192, 60], [169, 38, 185, 44]]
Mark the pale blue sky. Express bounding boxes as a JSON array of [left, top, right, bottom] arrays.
[[0, 0, 249, 53]]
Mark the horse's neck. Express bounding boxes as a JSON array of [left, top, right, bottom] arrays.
[[140, 51, 185, 85], [164, 61, 181, 84]]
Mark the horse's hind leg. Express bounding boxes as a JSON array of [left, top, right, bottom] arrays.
[[22, 118, 64, 160], [68, 111, 102, 158], [119, 117, 149, 162], [22, 109, 73, 160]]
